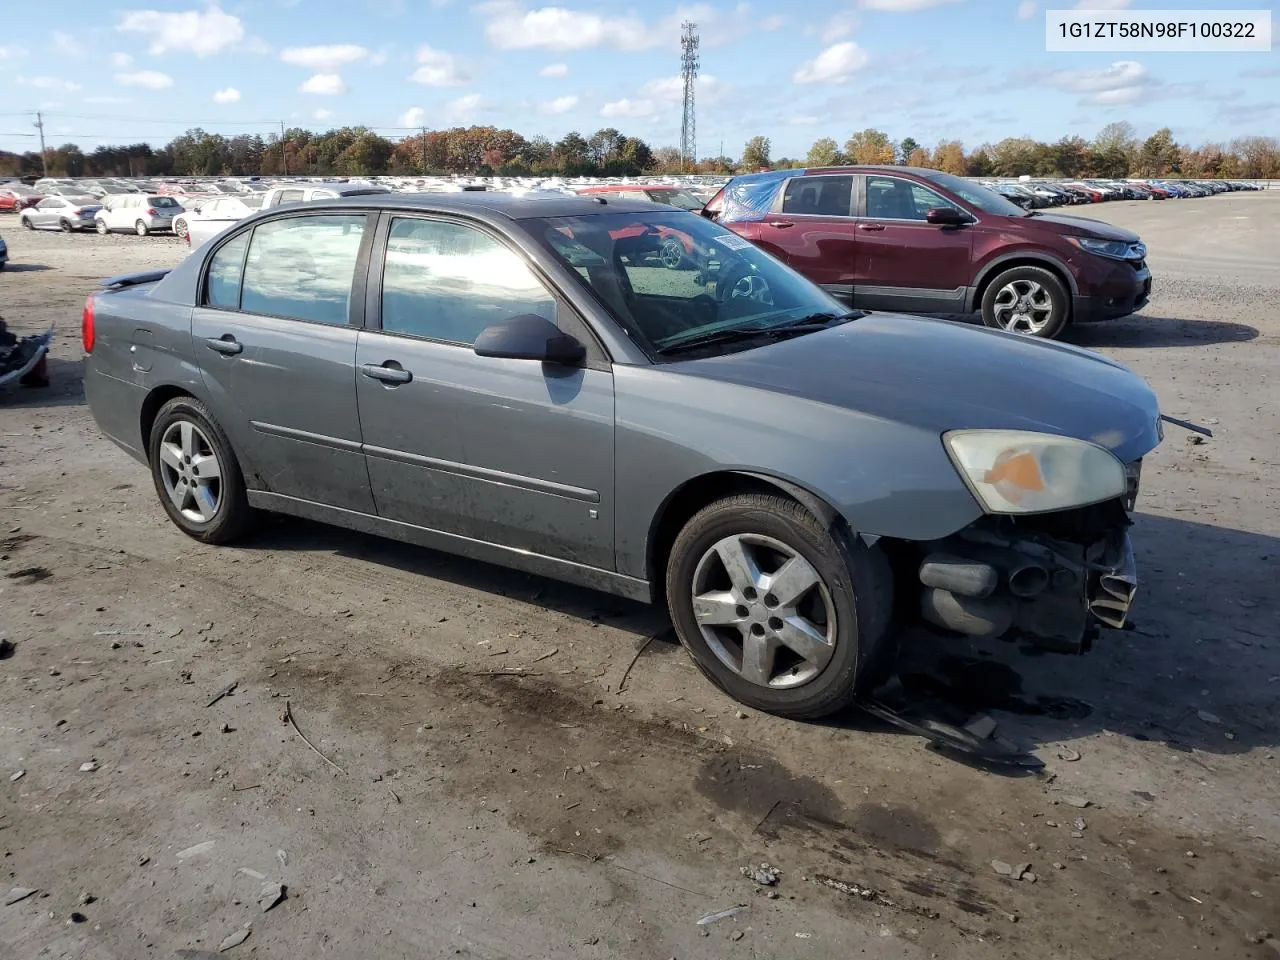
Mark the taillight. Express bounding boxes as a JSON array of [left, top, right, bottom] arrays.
[[146, 208, 158, 217], [82, 295, 96, 354]]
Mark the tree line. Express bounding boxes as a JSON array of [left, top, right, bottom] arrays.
[[1, 120, 1277, 181]]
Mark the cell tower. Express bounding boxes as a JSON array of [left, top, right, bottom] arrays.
[[679, 21, 699, 172]]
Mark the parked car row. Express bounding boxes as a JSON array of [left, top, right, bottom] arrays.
[[980, 177, 1262, 209]]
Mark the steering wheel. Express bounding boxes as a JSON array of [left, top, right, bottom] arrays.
[[716, 260, 773, 306]]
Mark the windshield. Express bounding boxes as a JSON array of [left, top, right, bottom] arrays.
[[149, 196, 181, 208], [526, 211, 848, 360], [922, 171, 1029, 217], [644, 188, 706, 211]]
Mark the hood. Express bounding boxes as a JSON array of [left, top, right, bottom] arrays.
[[1025, 213, 1140, 242], [675, 314, 1162, 464]]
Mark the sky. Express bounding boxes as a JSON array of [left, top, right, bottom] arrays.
[[1, 0, 1277, 160]]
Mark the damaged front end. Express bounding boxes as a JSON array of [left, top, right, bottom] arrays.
[[909, 488, 1139, 655]]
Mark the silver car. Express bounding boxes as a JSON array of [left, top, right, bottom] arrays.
[[82, 193, 1162, 719], [19, 195, 102, 232]]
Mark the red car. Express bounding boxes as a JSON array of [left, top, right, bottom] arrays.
[[0, 187, 42, 213], [574, 184, 707, 269], [705, 165, 1152, 340]]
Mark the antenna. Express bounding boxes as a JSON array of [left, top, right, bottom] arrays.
[[679, 21, 699, 173], [34, 112, 48, 178]]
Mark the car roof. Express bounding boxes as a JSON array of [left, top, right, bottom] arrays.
[[578, 184, 683, 193], [303, 191, 663, 220]]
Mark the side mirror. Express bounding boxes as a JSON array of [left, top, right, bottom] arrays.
[[474, 313, 586, 366], [926, 207, 970, 226]]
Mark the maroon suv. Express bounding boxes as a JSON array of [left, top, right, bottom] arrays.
[[704, 165, 1152, 339]]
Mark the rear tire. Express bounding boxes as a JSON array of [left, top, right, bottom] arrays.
[[980, 265, 1070, 339], [665, 493, 893, 720], [148, 397, 251, 545], [174, 218, 189, 240], [135, 220, 149, 237]]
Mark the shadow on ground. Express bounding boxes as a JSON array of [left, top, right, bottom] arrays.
[[238, 506, 1280, 769], [0, 357, 84, 409], [1068, 314, 1259, 347], [0, 263, 53, 273]]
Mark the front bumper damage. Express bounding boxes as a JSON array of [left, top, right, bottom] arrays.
[[912, 497, 1138, 655]]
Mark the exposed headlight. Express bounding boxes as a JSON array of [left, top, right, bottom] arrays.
[[944, 430, 1127, 515], [1067, 236, 1137, 260]]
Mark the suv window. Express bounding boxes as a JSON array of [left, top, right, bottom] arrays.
[[865, 176, 956, 221], [780, 175, 853, 217], [206, 232, 250, 309], [239, 214, 366, 324], [380, 217, 556, 344], [278, 189, 305, 204]]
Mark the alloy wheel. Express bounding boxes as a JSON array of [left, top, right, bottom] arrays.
[[690, 533, 837, 689], [660, 238, 684, 269], [731, 274, 774, 305], [991, 278, 1053, 334], [158, 420, 223, 524]]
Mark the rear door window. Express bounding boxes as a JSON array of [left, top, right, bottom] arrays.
[[205, 232, 250, 309], [780, 175, 853, 217], [239, 214, 367, 325]]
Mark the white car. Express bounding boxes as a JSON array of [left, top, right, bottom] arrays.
[[95, 194, 185, 236], [172, 194, 263, 241]]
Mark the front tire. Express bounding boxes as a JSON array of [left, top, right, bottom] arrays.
[[665, 493, 892, 720], [174, 218, 189, 240], [96, 219, 109, 235], [980, 265, 1070, 339], [148, 397, 251, 544], [59, 218, 73, 233], [20, 216, 33, 230]]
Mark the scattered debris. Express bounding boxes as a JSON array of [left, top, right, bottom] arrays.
[[1012, 863, 1033, 881], [276, 850, 288, 868], [812, 875, 940, 920], [197, 622, 215, 635], [1062, 795, 1091, 808], [284, 701, 347, 776], [79, 760, 99, 773], [1196, 710, 1222, 725], [4, 887, 38, 906], [9, 770, 24, 782], [137, 856, 150, 867], [697, 905, 748, 925], [992, 860, 1014, 876], [730, 930, 745, 941], [68, 911, 87, 923], [531, 648, 559, 663], [0, 638, 14, 659], [176, 841, 216, 861], [1074, 817, 1087, 832], [217, 927, 250, 952], [964, 714, 998, 740], [617, 633, 658, 693], [237, 868, 266, 881], [1057, 746, 1082, 762], [1132, 790, 1156, 802], [206, 679, 238, 708], [1053, 862, 1065, 871], [795, 932, 812, 939], [78, 892, 96, 906], [741, 863, 780, 886], [258, 882, 285, 912], [179, 671, 194, 684]]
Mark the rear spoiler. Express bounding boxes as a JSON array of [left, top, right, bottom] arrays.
[[100, 269, 171, 289]]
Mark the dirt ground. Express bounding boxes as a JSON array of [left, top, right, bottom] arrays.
[[2, 194, 1278, 960]]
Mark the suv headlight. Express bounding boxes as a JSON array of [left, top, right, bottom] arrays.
[[944, 430, 1127, 515], [1067, 236, 1133, 260]]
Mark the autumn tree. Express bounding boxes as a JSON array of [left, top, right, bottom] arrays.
[[1230, 136, 1280, 178], [1090, 121, 1138, 178], [933, 140, 966, 175], [1048, 135, 1089, 177], [741, 136, 771, 170], [805, 137, 841, 166], [1135, 128, 1180, 177], [844, 128, 895, 165], [898, 137, 919, 164]]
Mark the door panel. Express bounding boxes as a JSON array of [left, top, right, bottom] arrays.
[[854, 175, 974, 314], [755, 175, 858, 305], [191, 214, 374, 513], [358, 215, 615, 570]]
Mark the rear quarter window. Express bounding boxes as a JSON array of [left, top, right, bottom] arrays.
[[205, 232, 250, 309]]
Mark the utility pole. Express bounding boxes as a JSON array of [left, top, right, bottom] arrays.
[[421, 126, 428, 173], [279, 120, 288, 176], [33, 112, 48, 178]]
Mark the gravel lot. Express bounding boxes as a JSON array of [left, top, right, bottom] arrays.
[[2, 195, 1278, 960]]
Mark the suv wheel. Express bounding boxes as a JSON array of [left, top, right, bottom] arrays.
[[665, 493, 892, 719], [96, 219, 109, 235], [981, 266, 1069, 339], [135, 220, 150, 237], [148, 396, 251, 544]]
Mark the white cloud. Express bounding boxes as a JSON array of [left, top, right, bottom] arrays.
[[314, 108, 334, 121], [819, 10, 860, 41], [111, 52, 134, 68], [859, 0, 961, 9], [640, 73, 729, 104], [213, 86, 240, 103], [280, 44, 368, 70], [1017, 0, 1037, 18], [0, 45, 27, 60], [539, 62, 569, 77], [84, 95, 132, 104], [52, 32, 85, 58], [117, 6, 246, 57], [445, 92, 482, 122], [410, 45, 467, 85], [485, 3, 653, 51], [540, 94, 579, 114], [1048, 59, 1151, 104], [1074, 0, 1130, 8], [400, 106, 426, 127], [300, 73, 347, 95], [116, 70, 174, 89], [761, 14, 786, 30], [28, 76, 82, 92], [599, 97, 655, 118], [792, 42, 870, 84]]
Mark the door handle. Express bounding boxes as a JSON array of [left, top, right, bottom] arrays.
[[858, 223, 885, 232], [769, 221, 795, 229], [361, 362, 412, 385], [204, 335, 242, 355]]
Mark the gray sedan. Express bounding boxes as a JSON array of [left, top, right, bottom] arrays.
[[20, 195, 102, 232], [82, 194, 1162, 719]]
